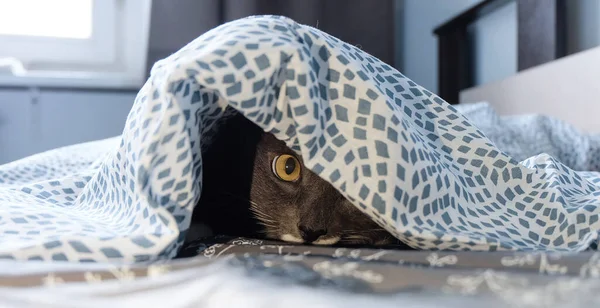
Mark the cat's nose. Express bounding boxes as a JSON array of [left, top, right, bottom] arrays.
[[298, 225, 327, 243]]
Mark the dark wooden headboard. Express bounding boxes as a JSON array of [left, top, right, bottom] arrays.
[[433, 0, 566, 104]]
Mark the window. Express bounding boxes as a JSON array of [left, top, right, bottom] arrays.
[[0, 0, 93, 39], [0, 0, 152, 89]]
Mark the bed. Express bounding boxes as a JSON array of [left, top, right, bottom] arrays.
[[0, 5, 600, 308]]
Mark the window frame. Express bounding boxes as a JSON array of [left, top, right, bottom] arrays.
[[0, 0, 152, 90]]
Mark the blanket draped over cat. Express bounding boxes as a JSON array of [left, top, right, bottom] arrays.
[[0, 16, 599, 262]]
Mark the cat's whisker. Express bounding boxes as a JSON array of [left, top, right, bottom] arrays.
[[249, 205, 272, 214], [253, 216, 278, 227], [253, 214, 275, 221], [250, 210, 275, 220], [341, 229, 388, 234], [341, 234, 373, 244], [343, 234, 371, 238], [258, 220, 277, 227], [250, 208, 277, 222], [255, 220, 276, 227], [255, 217, 276, 223]]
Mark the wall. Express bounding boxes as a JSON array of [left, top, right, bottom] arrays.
[[400, 0, 483, 93], [0, 89, 135, 164], [567, 0, 600, 54], [470, 1, 517, 86], [147, 0, 397, 72], [471, 0, 600, 86], [401, 0, 600, 95], [146, 0, 221, 74], [461, 45, 600, 134]]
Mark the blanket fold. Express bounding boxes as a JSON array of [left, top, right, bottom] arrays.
[[0, 15, 599, 262]]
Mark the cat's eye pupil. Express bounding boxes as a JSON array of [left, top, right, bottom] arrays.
[[284, 157, 296, 175], [272, 154, 301, 182]]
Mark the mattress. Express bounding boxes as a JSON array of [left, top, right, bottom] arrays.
[[0, 15, 600, 308], [0, 237, 599, 307]]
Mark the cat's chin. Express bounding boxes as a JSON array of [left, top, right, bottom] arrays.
[[279, 234, 341, 245], [312, 236, 341, 245], [280, 234, 304, 243]]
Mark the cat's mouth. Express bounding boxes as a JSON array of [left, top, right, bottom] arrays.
[[280, 234, 341, 245]]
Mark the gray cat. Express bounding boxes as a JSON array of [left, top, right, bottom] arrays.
[[189, 113, 400, 246]]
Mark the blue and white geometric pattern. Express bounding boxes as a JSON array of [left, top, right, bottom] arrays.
[[457, 102, 600, 172], [0, 16, 599, 262]]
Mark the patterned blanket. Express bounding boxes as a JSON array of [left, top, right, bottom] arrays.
[[0, 16, 600, 263], [1, 237, 600, 308]]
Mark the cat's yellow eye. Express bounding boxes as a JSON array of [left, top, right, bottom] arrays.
[[272, 154, 301, 182]]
